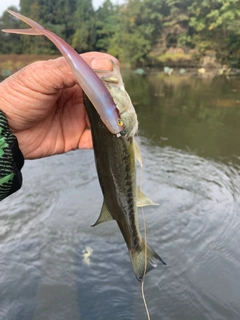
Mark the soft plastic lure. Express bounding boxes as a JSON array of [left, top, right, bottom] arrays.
[[2, 10, 124, 135]]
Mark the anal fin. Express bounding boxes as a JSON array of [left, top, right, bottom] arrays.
[[137, 188, 159, 207]]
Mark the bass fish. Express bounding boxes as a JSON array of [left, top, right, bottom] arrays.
[[3, 11, 166, 280], [85, 63, 166, 280]]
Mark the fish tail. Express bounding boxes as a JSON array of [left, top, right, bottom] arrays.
[[2, 10, 45, 35], [129, 240, 166, 282]]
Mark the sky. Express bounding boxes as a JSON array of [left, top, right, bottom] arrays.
[[0, 0, 19, 15], [0, 0, 125, 16]]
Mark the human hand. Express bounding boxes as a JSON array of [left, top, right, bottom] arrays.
[[0, 52, 119, 159]]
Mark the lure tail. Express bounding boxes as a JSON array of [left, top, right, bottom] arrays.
[[130, 239, 166, 282], [2, 10, 74, 57], [2, 10, 46, 35]]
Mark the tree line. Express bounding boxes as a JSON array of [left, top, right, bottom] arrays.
[[0, 0, 240, 67]]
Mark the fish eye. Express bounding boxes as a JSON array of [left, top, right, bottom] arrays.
[[117, 118, 124, 126]]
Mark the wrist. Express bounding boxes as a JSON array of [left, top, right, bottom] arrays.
[[0, 110, 24, 200]]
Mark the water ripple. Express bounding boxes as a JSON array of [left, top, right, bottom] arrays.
[[1, 140, 240, 319], [138, 143, 240, 319]]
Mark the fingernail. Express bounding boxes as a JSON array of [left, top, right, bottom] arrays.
[[92, 58, 112, 70]]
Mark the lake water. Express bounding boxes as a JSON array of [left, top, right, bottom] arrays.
[[1, 72, 240, 319]]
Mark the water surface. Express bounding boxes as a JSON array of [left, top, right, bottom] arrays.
[[1, 73, 240, 319]]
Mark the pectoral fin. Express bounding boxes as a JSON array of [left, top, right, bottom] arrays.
[[94, 60, 123, 86], [93, 68, 119, 84], [91, 201, 115, 227], [137, 188, 159, 207]]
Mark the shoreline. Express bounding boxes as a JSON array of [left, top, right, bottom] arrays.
[[0, 54, 239, 78]]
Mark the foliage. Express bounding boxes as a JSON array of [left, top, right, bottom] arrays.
[[115, 0, 164, 65], [157, 52, 192, 63], [0, 6, 22, 54], [0, 0, 240, 67], [71, 0, 96, 52], [95, 0, 119, 52]]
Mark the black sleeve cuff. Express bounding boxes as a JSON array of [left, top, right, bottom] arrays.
[[0, 110, 24, 201]]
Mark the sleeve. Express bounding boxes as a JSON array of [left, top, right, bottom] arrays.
[[0, 110, 24, 201]]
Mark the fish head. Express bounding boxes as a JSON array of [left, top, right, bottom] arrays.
[[95, 61, 138, 138]]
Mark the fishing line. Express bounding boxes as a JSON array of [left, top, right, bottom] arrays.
[[141, 205, 151, 320], [139, 147, 151, 320]]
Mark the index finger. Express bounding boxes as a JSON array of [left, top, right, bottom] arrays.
[[81, 52, 120, 70]]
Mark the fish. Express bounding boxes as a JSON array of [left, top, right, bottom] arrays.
[[84, 62, 166, 281], [2, 10, 123, 135]]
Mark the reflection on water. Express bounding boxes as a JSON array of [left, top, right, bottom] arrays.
[[1, 73, 240, 319], [126, 73, 240, 160]]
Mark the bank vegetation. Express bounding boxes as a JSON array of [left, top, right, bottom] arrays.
[[0, 0, 240, 68]]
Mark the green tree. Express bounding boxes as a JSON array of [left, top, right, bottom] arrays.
[[114, 0, 164, 65], [19, 0, 77, 54], [71, 0, 96, 52], [187, 0, 240, 60], [95, 0, 119, 52], [161, 0, 190, 49]]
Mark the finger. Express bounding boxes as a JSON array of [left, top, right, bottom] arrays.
[[80, 52, 120, 70]]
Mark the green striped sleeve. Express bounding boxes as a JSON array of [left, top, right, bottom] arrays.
[[0, 111, 24, 201]]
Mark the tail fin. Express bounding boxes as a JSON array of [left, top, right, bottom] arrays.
[[2, 10, 45, 35], [129, 241, 166, 282]]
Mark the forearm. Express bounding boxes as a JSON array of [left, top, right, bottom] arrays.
[[0, 110, 24, 201]]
